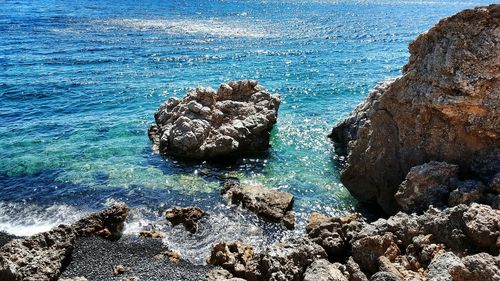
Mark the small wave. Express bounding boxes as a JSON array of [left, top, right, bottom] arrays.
[[0, 201, 84, 236]]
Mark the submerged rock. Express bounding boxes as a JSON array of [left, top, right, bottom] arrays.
[[330, 5, 500, 214], [222, 179, 295, 229], [164, 206, 205, 233], [149, 80, 280, 160], [0, 204, 128, 281]]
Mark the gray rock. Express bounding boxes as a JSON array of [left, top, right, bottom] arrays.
[[394, 161, 459, 213], [427, 252, 462, 281], [222, 179, 295, 229], [303, 259, 348, 281], [369, 272, 402, 281], [0, 204, 129, 281], [330, 5, 500, 214], [245, 238, 327, 281], [450, 253, 500, 281], [164, 206, 205, 233], [150, 80, 280, 160]]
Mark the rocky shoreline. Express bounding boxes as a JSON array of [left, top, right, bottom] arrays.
[[0, 4, 498, 281]]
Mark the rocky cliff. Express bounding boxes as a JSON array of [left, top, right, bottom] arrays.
[[330, 4, 500, 214]]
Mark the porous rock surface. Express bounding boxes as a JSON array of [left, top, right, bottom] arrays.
[[164, 206, 205, 233], [149, 80, 280, 159], [207, 242, 254, 278], [222, 179, 295, 229], [330, 5, 500, 214], [0, 203, 128, 281]]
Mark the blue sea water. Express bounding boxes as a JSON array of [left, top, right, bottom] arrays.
[[0, 0, 493, 263]]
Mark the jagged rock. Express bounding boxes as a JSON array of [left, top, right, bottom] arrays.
[[369, 272, 401, 281], [351, 233, 400, 274], [449, 253, 500, 281], [427, 252, 462, 281], [206, 269, 246, 281], [245, 238, 327, 281], [0, 204, 128, 281], [164, 206, 205, 233], [394, 161, 459, 213], [448, 179, 487, 206], [138, 229, 165, 239], [73, 203, 128, 240], [345, 257, 368, 281], [461, 203, 500, 252], [303, 259, 348, 281], [330, 5, 500, 214], [306, 212, 362, 257], [149, 80, 280, 159], [207, 242, 254, 278], [222, 179, 295, 229], [153, 250, 181, 264]]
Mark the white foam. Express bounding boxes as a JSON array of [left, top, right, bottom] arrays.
[[0, 201, 84, 237]]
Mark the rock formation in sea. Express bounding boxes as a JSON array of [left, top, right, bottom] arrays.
[[149, 80, 280, 160], [164, 206, 206, 233], [0, 204, 128, 281], [330, 4, 500, 214]]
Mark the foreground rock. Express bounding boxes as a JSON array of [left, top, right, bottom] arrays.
[[330, 5, 500, 214], [222, 179, 295, 229], [164, 206, 205, 233], [149, 80, 280, 159], [207, 242, 254, 277], [0, 204, 128, 281], [305, 203, 499, 281]]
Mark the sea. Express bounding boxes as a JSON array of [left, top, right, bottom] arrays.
[[0, 0, 493, 263]]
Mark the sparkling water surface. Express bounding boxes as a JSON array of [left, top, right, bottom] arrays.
[[0, 0, 492, 263]]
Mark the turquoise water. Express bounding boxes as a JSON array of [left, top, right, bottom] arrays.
[[0, 0, 492, 262]]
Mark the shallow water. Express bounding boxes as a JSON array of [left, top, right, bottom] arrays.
[[0, 0, 492, 263]]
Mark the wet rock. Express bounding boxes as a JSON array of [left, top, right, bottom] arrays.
[[246, 237, 327, 281], [330, 5, 500, 214], [207, 242, 254, 277], [394, 161, 459, 213], [139, 229, 165, 239], [113, 264, 129, 276], [449, 253, 500, 281], [351, 233, 400, 274], [0, 204, 129, 281], [164, 206, 205, 233], [149, 80, 280, 160], [303, 259, 348, 281], [73, 203, 129, 240], [154, 250, 181, 264], [369, 272, 401, 281], [306, 212, 362, 257], [222, 179, 295, 229]]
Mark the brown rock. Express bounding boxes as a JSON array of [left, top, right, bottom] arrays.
[[222, 179, 295, 229], [394, 161, 458, 212], [330, 5, 500, 214], [352, 233, 400, 274], [207, 242, 254, 277], [138, 229, 165, 239], [112, 264, 129, 276], [164, 206, 205, 233]]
